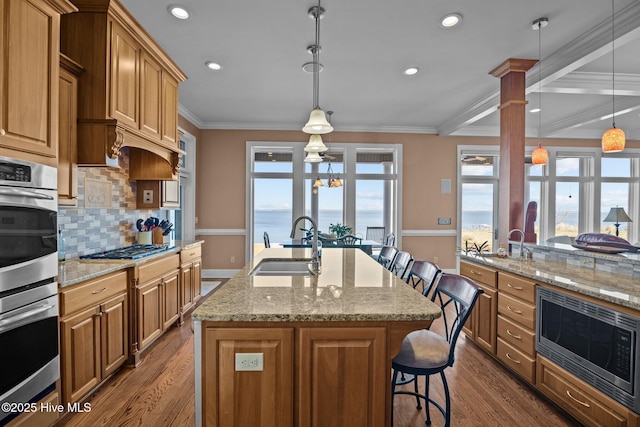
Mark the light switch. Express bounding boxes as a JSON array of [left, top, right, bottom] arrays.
[[438, 217, 452, 225], [440, 179, 451, 194]]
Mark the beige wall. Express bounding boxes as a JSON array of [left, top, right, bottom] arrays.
[[186, 121, 639, 273]]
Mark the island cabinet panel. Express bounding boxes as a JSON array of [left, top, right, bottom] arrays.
[[537, 355, 639, 427], [298, 327, 387, 427], [460, 261, 498, 354], [203, 328, 294, 427]]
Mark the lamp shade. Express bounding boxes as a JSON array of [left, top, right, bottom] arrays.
[[304, 134, 328, 152], [304, 151, 323, 163], [531, 145, 548, 165], [313, 177, 324, 187], [302, 108, 334, 134], [602, 127, 625, 153], [603, 206, 632, 223]]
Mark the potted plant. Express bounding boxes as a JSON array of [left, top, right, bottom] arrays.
[[329, 223, 353, 238]]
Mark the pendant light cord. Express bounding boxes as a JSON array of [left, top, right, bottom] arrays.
[[611, 0, 616, 128], [312, 0, 322, 109], [538, 21, 542, 144]]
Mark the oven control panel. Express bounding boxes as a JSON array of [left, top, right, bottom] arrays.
[[0, 161, 31, 182]]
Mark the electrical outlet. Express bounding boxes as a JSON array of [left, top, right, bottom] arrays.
[[580, 258, 595, 269], [230, 256, 236, 264], [143, 190, 153, 204], [437, 217, 451, 225], [235, 353, 264, 371]]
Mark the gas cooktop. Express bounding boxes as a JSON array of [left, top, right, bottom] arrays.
[[80, 244, 175, 260]]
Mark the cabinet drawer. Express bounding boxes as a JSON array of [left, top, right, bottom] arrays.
[[498, 272, 535, 303], [497, 338, 535, 384], [497, 315, 535, 356], [537, 356, 631, 427], [460, 261, 497, 288], [138, 253, 179, 283], [180, 245, 201, 264], [498, 293, 535, 329], [60, 271, 127, 316]]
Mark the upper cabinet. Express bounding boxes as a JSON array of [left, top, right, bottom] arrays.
[[0, 0, 77, 166], [60, 0, 186, 179]]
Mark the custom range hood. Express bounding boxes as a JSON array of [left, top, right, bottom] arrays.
[[61, 0, 186, 179]]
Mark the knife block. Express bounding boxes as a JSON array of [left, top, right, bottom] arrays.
[[152, 227, 164, 244]]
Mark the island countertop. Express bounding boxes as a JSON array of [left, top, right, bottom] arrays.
[[192, 247, 441, 322]]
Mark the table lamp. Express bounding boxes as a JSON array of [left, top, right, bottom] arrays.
[[603, 206, 632, 236]]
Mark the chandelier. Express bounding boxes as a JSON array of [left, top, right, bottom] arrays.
[[303, 0, 333, 163]]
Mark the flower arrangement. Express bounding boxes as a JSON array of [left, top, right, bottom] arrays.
[[328, 223, 353, 238]]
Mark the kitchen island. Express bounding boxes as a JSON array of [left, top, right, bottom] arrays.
[[192, 248, 441, 427]]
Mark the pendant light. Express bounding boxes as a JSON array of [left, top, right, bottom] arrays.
[[302, 1, 333, 136], [325, 111, 342, 187], [531, 17, 549, 166], [602, 0, 626, 153]]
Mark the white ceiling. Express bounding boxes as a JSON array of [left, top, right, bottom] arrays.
[[120, 0, 640, 140]]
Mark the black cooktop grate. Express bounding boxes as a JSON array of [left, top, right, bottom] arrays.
[[80, 244, 174, 260]]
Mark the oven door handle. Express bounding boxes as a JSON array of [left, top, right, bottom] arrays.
[[0, 304, 55, 329], [0, 188, 55, 200]]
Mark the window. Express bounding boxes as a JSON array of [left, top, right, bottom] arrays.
[[248, 142, 401, 259]]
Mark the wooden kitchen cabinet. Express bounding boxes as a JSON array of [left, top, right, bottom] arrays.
[[460, 260, 497, 354], [180, 243, 202, 322], [161, 73, 179, 146], [59, 270, 128, 404], [58, 54, 83, 206], [135, 179, 180, 209], [140, 51, 162, 140], [110, 21, 140, 130], [203, 328, 294, 427], [131, 253, 180, 363], [0, 0, 76, 166], [537, 355, 639, 427]]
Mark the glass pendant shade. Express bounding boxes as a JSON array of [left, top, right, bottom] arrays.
[[313, 177, 324, 187], [304, 151, 323, 163], [304, 134, 328, 152], [302, 108, 334, 134], [531, 145, 548, 165], [602, 127, 625, 153]]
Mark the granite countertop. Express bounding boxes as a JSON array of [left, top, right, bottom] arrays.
[[58, 239, 204, 288], [193, 248, 442, 323], [459, 253, 640, 311]]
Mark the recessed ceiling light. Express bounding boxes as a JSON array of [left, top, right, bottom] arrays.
[[168, 5, 189, 20], [205, 61, 222, 71], [441, 13, 462, 28], [530, 108, 541, 113], [403, 67, 419, 76]]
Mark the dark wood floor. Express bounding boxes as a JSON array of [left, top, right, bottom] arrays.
[[56, 285, 580, 427]]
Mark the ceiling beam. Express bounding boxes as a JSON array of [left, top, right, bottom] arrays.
[[437, 1, 640, 136]]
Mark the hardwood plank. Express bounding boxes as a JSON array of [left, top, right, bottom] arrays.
[[57, 281, 581, 427]]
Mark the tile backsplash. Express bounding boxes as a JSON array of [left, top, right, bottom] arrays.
[[58, 148, 165, 259]]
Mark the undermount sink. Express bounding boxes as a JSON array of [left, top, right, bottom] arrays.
[[250, 259, 316, 276]]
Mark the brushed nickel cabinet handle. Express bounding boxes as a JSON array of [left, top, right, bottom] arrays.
[[91, 287, 108, 294], [506, 329, 522, 340], [507, 283, 523, 290], [505, 353, 521, 364], [507, 305, 523, 314], [566, 390, 590, 408]]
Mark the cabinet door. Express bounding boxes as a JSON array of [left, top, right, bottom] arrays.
[[101, 292, 128, 378], [61, 305, 101, 404], [161, 72, 179, 147], [137, 278, 163, 350], [181, 263, 194, 313], [192, 259, 202, 302], [163, 272, 180, 330], [110, 21, 139, 129], [0, 0, 58, 160], [162, 179, 180, 208], [140, 51, 162, 139], [58, 65, 78, 205], [203, 328, 294, 427], [474, 284, 497, 355], [298, 327, 387, 427]]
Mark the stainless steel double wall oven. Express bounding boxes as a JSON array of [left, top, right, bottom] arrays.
[[0, 156, 59, 425]]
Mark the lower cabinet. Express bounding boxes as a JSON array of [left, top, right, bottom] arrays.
[[59, 271, 128, 404], [460, 261, 498, 354], [180, 243, 202, 321], [537, 355, 639, 427], [201, 324, 388, 427], [5, 391, 60, 427]]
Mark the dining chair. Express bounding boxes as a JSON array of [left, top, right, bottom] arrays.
[[391, 273, 483, 427], [377, 246, 398, 269], [263, 231, 270, 248], [389, 251, 413, 279], [365, 226, 386, 243], [383, 232, 395, 246], [405, 260, 441, 298]]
